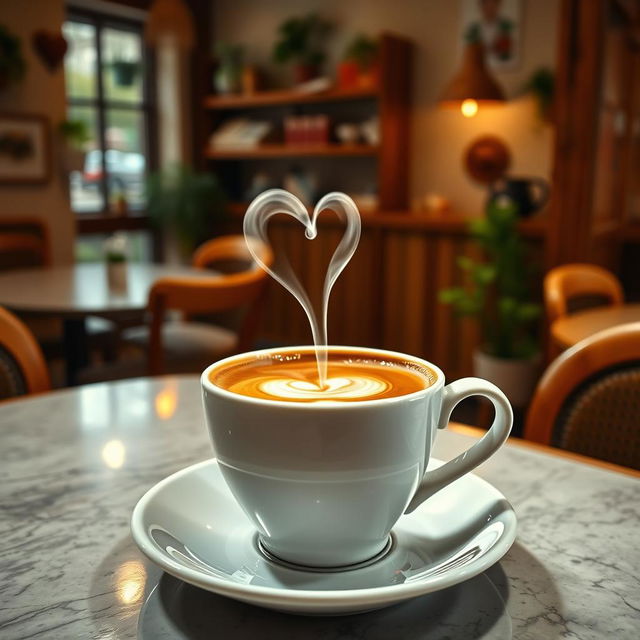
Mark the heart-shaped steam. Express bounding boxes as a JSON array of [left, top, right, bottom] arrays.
[[243, 189, 361, 387]]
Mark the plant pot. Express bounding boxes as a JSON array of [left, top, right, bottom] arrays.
[[473, 349, 541, 408], [338, 61, 360, 89], [214, 65, 241, 95], [293, 63, 318, 85], [106, 261, 128, 293], [111, 62, 138, 87]]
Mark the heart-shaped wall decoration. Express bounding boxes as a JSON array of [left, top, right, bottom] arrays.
[[32, 30, 68, 72], [243, 189, 361, 385]]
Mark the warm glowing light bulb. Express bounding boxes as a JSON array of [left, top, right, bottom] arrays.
[[461, 99, 478, 118]]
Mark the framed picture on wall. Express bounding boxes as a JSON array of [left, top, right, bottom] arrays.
[[0, 114, 51, 184], [460, 0, 521, 71]]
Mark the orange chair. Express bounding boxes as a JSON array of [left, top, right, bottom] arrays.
[[544, 263, 623, 325], [544, 263, 624, 359], [125, 236, 273, 375], [0, 305, 50, 400], [525, 323, 640, 470]]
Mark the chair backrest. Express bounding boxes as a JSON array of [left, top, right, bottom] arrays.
[[544, 263, 623, 324], [147, 236, 273, 374], [525, 322, 640, 470], [192, 234, 272, 271], [0, 306, 51, 400], [0, 217, 51, 270]]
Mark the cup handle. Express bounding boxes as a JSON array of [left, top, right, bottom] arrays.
[[404, 377, 513, 514]]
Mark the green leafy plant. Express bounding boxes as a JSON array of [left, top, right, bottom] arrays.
[[439, 198, 541, 359], [272, 13, 332, 67], [0, 25, 26, 89], [58, 119, 90, 149], [523, 67, 554, 121], [343, 34, 378, 70], [146, 165, 227, 255]]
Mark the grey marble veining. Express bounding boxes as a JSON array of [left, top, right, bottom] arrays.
[[0, 376, 638, 639]]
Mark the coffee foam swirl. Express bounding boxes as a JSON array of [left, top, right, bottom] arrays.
[[259, 375, 389, 401], [210, 349, 435, 403]]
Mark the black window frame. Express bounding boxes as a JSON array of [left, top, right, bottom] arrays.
[[64, 6, 157, 230]]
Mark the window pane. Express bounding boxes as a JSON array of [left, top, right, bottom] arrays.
[[102, 27, 144, 103], [63, 21, 97, 99], [67, 106, 105, 213], [105, 109, 147, 210], [75, 231, 153, 263]]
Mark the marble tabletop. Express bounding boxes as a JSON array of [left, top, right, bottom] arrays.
[[0, 376, 638, 639]]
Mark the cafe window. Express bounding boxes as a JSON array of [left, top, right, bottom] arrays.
[[62, 11, 153, 217]]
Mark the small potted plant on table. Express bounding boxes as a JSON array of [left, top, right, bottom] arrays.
[[439, 198, 542, 407]]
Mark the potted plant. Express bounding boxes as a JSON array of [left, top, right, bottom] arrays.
[[339, 34, 379, 90], [272, 13, 332, 84], [104, 232, 128, 292], [146, 164, 227, 259], [439, 198, 542, 407], [523, 67, 554, 123], [110, 58, 140, 87], [58, 119, 90, 172], [0, 25, 26, 90], [213, 43, 244, 95]]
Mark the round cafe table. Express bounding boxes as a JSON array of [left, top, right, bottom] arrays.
[[0, 263, 215, 385], [0, 376, 638, 639], [551, 303, 640, 349]]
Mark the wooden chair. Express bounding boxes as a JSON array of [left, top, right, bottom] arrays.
[[0, 305, 51, 400], [544, 263, 623, 325], [0, 217, 51, 269], [544, 263, 624, 360], [525, 322, 640, 470], [0, 217, 118, 371], [124, 235, 273, 375]]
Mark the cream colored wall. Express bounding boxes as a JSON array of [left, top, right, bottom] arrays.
[[213, 0, 559, 214], [0, 0, 74, 264]]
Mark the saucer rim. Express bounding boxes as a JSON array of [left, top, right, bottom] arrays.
[[131, 458, 517, 609]]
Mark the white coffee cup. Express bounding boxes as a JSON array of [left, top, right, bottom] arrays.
[[201, 346, 512, 568]]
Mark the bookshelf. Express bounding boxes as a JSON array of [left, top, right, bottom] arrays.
[[203, 33, 413, 211]]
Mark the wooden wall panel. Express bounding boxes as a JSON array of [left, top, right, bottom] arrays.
[[403, 235, 428, 357]]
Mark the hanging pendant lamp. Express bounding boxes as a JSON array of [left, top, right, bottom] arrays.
[[439, 42, 506, 117]]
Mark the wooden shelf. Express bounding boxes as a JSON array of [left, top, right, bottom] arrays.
[[203, 34, 413, 210], [204, 144, 379, 159], [203, 86, 379, 110]]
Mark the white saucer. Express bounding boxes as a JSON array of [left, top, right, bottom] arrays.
[[131, 459, 516, 615]]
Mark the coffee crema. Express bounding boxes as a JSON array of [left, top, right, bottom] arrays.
[[209, 349, 436, 403]]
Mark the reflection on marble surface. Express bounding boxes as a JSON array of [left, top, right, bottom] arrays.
[[1, 376, 639, 639], [138, 571, 512, 639], [102, 439, 126, 469]]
